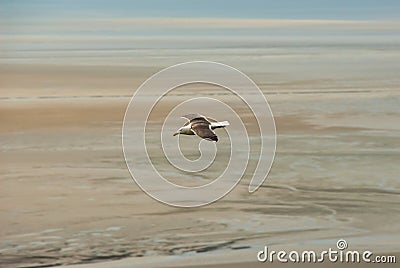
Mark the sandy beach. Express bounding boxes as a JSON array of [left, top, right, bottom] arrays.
[[1, 60, 399, 267]]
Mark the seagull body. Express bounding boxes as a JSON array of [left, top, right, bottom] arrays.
[[173, 114, 229, 142]]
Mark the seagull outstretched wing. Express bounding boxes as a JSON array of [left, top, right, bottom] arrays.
[[190, 121, 218, 142]]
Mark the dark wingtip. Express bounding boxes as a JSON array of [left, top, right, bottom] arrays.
[[205, 136, 218, 142]]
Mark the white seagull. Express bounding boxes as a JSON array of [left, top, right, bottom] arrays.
[[173, 114, 230, 142]]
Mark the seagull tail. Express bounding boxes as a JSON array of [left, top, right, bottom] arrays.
[[211, 121, 230, 129]]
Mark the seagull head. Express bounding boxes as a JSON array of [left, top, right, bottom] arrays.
[[173, 127, 183, 136]]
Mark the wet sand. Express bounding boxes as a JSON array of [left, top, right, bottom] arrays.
[[1, 61, 399, 267]]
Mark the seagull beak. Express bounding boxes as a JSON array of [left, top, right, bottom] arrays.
[[173, 132, 179, 136]]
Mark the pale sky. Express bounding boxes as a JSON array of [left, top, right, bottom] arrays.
[[1, 0, 400, 20]]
